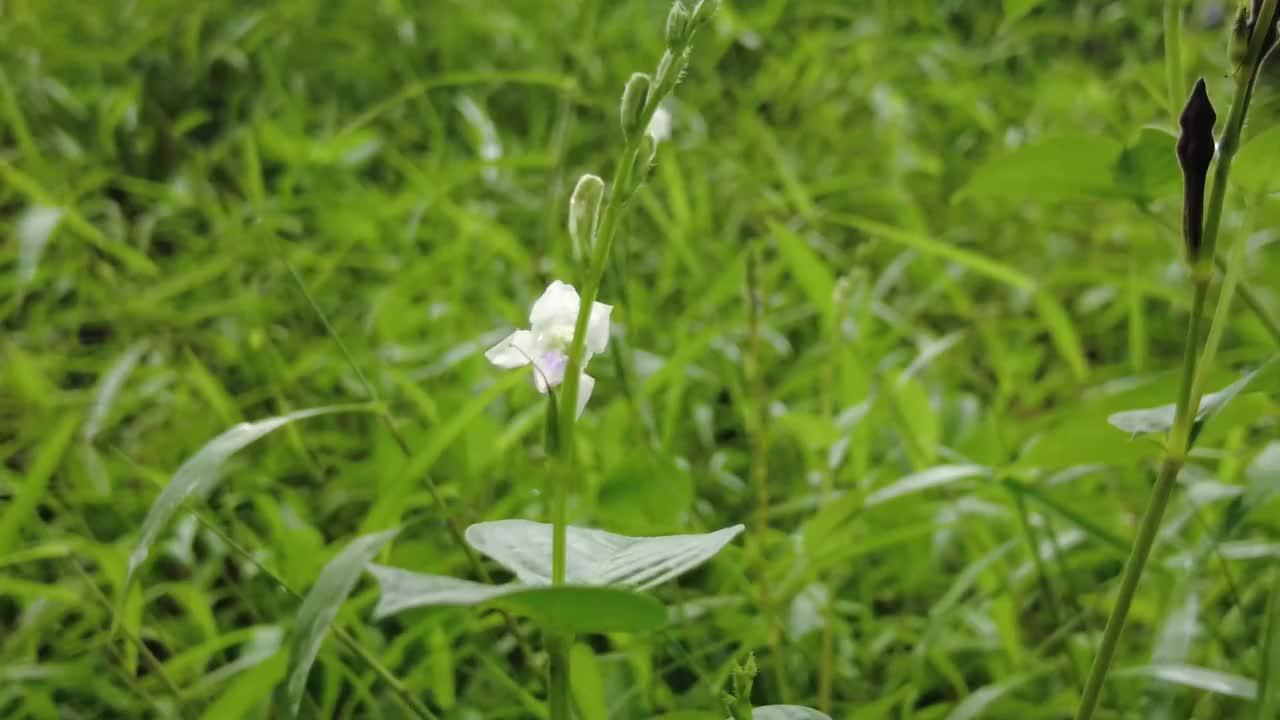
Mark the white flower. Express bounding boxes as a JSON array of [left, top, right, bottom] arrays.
[[646, 105, 672, 142], [485, 280, 612, 417]]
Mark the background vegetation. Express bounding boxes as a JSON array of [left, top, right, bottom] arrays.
[[3, 0, 1280, 718]]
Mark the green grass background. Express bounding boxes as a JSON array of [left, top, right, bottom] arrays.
[[3, 0, 1280, 717]]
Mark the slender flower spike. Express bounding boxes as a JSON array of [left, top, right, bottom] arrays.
[[485, 281, 612, 418]]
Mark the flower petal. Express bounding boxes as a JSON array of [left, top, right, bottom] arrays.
[[575, 373, 595, 418], [531, 350, 568, 393], [586, 302, 612, 354], [529, 280, 580, 330], [485, 330, 538, 369]]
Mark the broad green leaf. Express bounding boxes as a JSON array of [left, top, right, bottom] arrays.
[[1234, 123, 1280, 193], [956, 134, 1124, 203], [1114, 664, 1256, 700], [368, 566, 520, 618], [16, 204, 63, 290], [286, 528, 400, 718], [1107, 360, 1275, 438], [1113, 127, 1179, 201], [367, 566, 665, 633], [463, 520, 744, 589], [125, 405, 369, 594], [498, 586, 665, 634]]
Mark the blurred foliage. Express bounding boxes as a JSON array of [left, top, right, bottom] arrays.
[[2, 0, 1280, 718]]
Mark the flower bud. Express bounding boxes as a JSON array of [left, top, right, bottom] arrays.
[[568, 173, 604, 262], [632, 133, 658, 184], [665, 2, 692, 49], [1176, 78, 1217, 262], [691, 0, 721, 28], [620, 73, 651, 142], [1230, 2, 1251, 71]]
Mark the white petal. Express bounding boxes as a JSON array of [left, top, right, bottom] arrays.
[[575, 373, 595, 418], [586, 302, 612, 354], [529, 280, 580, 330], [484, 330, 537, 369]]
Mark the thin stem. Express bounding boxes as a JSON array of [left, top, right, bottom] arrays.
[[746, 244, 789, 701], [334, 628, 440, 720], [1074, 457, 1184, 719], [1074, 5, 1275, 714]]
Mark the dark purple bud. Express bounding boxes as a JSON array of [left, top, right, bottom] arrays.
[[1177, 78, 1217, 262]]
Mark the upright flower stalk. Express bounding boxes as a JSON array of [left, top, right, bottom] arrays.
[[1074, 3, 1277, 718], [497, 4, 721, 719]]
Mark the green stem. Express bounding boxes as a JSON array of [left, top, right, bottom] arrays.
[[1074, 5, 1275, 715], [1073, 457, 1184, 719]]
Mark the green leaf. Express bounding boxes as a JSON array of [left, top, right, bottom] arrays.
[[366, 566, 665, 633], [497, 586, 665, 634], [1107, 360, 1276, 438], [1113, 664, 1256, 700], [1234, 123, 1280, 193], [770, 221, 835, 327], [956, 134, 1124, 203], [201, 650, 287, 720], [286, 528, 400, 718], [1001, 0, 1045, 27], [16, 204, 63, 291], [1113, 127, 1180, 201], [944, 671, 1042, 720], [124, 405, 370, 595], [0, 414, 78, 554], [730, 707, 831, 720], [1033, 291, 1089, 380], [865, 465, 990, 507], [463, 520, 744, 588], [1258, 570, 1280, 719], [570, 643, 608, 720]]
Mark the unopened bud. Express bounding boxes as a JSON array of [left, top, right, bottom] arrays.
[[629, 133, 658, 191], [1230, 2, 1251, 71], [691, 0, 721, 27], [1176, 78, 1217, 262], [665, 2, 692, 49], [568, 174, 605, 262], [620, 73, 651, 142]]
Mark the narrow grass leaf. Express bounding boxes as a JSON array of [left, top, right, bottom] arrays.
[[955, 134, 1124, 203], [463, 520, 744, 589], [1114, 664, 1257, 700], [865, 465, 989, 507], [0, 415, 78, 554], [83, 340, 148, 442], [735, 707, 832, 720], [285, 527, 400, 718], [1258, 570, 1280, 719], [16, 205, 63, 290], [770, 221, 835, 326], [125, 405, 368, 594], [944, 671, 1042, 720]]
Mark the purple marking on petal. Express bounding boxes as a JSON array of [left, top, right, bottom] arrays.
[[532, 350, 568, 391]]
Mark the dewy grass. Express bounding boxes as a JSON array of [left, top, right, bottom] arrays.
[[8, 1, 1280, 718]]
